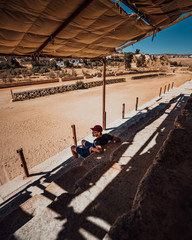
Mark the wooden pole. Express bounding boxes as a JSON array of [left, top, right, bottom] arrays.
[[171, 82, 174, 89], [104, 111, 106, 129], [122, 103, 125, 119], [135, 97, 139, 111], [167, 84, 170, 91], [71, 124, 77, 146], [17, 148, 29, 177], [10, 89, 14, 100], [102, 57, 106, 130], [159, 87, 162, 97], [164, 85, 167, 94]]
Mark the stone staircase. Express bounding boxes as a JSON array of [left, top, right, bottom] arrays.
[[104, 94, 192, 240], [0, 81, 191, 240]]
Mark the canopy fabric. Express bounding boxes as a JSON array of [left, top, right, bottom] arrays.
[[121, 0, 192, 27], [0, 0, 191, 58]]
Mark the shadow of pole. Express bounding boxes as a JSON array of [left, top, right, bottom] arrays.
[[44, 94, 189, 240]]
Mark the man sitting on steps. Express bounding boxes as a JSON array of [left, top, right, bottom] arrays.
[[71, 125, 121, 158]]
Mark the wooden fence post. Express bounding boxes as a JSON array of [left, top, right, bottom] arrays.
[[17, 148, 29, 177], [135, 97, 139, 111], [71, 124, 77, 146], [122, 103, 125, 119], [159, 87, 162, 97]]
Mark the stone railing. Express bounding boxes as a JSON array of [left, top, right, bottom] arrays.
[[12, 78, 125, 101]]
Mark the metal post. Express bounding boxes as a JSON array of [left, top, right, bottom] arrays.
[[122, 103, 125, 119], [159, 87, 162, 97], [167, 84, 170, 91], [135, 97, 139, 111], [164, 85, 167, 94], [102, 57, 106, 130], [71, 124, 77, 146], [171, 82, 174, 88], [16, 148, 29, 177]]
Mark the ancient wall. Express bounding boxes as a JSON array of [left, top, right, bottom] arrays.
[[0, 79, 59, 89], [131, 73, 166, 80], [12, 78, 126, 101]]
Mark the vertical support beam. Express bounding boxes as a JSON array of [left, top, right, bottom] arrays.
[[17, 148, 29, 177], [159, 87, 162, 97], [171, 82, 174, 89], [71, 124, 77, 146], [32, 54, 37, 62], [164, 85, 167, 94], [122, 103, 125, 119], [102, 57, 106, 130], [135, 97, 139, 111], [167, 84, 170, 91]]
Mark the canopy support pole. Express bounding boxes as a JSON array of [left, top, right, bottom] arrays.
[[102, 57, 106, 130]]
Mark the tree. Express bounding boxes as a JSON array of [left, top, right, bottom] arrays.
[[32, 60, 41, 67], [64, 60, 72, 68], [170, 61, 178, 67], [49, 72, 56, 79], [136, 54, 146, 67], [39, 66, 49, 73], [0, 62, 10, 70], [10, 58, 21, 68], [48, 59, 60, 70], [124, 52, 133, 69], [1, 72, 7, 83], [135, 49, 140, 54], [31, 65, 41, 74], [71, 68, 77, 77]]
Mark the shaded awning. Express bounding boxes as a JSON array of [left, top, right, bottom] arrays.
[[0, 0, 191, 58], [121, 0, 192, 27]]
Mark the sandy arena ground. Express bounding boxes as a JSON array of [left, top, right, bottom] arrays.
[[0, 72, 191, 185]]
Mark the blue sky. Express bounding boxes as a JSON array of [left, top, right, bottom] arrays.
[[115, 1, 192, 54], [123, 16, 192, 55]]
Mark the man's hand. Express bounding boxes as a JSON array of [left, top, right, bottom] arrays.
[[89, 146, 102, 153], [113, 136, 121, 143]]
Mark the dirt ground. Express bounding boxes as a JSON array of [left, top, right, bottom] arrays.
[[170, 57, 192, 67], [0, 72, 191, 185]]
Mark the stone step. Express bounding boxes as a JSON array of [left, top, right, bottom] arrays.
[[0, 193, 53, 240], [4, 82, 191, 240], [104, 93, 192, 240], [0, 166, 88, 239], [0, 159, 85, 240], [45, 165, 88, 194], [12, 95, 184, 240]]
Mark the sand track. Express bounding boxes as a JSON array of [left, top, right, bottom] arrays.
[[0, 73, 191, 185]]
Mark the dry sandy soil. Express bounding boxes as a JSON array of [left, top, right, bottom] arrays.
[[0, 72, 191, 185], [170, 57, 192, 67]]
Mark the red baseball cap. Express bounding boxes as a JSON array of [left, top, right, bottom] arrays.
[[91, 125, 102, 132]]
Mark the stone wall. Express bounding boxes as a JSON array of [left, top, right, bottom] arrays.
[[105, 94, 192, 240], [0, 76, 85, 89], [12, 78, 126, 101], [131, 73, 166, 80], [0, 79, 59, 89]]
